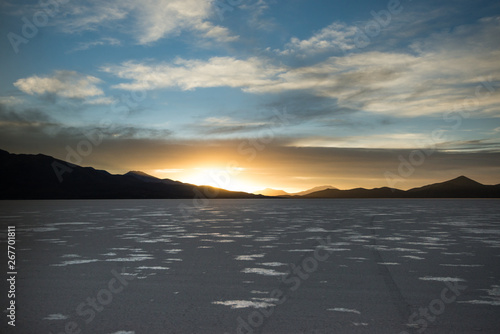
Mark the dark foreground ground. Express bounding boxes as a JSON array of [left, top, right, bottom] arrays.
[[1, 199, 499, 334]]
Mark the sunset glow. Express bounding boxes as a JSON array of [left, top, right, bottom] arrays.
[[1, 0, 499, 192]]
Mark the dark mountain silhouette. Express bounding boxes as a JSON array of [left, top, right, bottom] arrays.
[[405, 176, 500, 198], [301, 176, 500, 198], [301, 187, 406, 198], [1, 149, 499, 199], [254, 188, 289, 196], [0, 149, 265, 200], [254, 185, 337, 197], [292, 185, 337, 196], [125, 171, 185, 185]]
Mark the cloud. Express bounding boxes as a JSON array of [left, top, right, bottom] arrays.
[[279, 22, 360, 56], [55, 1, 129, 33], [153, 17, 500, 117], [191, 116, 271, 135], [69, 37, 122, 52], [240, 0, 275, 31], [84, 96, 116, 105], [289, 133, 440, 150], [0, 96, 24, 106], [0, 102, 54, 127], [56, 0, 237, 45], [14, 71, 105, 100], [0, 101, 173, 150], [102, 57, 285, 91]]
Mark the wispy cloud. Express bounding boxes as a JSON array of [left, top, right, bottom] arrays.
[[101, 57, 285, 91], [14, 70, 105, 100], [55, 0, 237, 45], [0, 96, 24, 106], [240, 0, 275, 31], [101, 16, 500, 118], [69, 37, 122, 53], [191, 116, 270, 135], [278, 22, 360, 56]]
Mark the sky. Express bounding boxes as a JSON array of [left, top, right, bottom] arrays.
[[1, 0, 500, 193]]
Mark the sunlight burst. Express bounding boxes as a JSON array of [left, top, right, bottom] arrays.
[[183, 168, 257, 193]]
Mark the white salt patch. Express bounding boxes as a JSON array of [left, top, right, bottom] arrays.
[[212, 300, 274, 309], [327, 308, 361, 314], [378, 262, 401, 266], [241, 268, 287, 276], [44, 314, 68, 320], [138, 238, 172, 243], [260, 262, 287, 267], [305, 227, 328, 232], [33, 227, 59, 232], [137, 266, 169, 270], [52, 259, 99, 266], [323, 248, 350, 252], [326, 242, 351, 246], [105, 256, 153, 262], [440, 264, 483, 267], [235, 254, 265, 261], [458, 300, 500, 306], [53, 222, 91, 226], [388, 247, 427, 254], [442, 252, 474, 256], [419, 277, 466, 282], [254, 236, 278, 242], [402, 255, 425, 260], [459, 285, 500, 306], [253, 297, 279, 303], [163, 249, 183, 254], [353, 322, 368, 326], [486, 285, 500, 297], [61, 254, 81, 258]]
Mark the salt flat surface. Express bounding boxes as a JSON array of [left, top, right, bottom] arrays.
[[0, 199, 499, 333]]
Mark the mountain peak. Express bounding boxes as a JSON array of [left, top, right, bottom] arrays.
[[446, 175, 483, 187], [254, 188, 289, 196], [126, 171, 156, 178]]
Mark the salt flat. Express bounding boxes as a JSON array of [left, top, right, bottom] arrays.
[[1, 199, 499, 333]]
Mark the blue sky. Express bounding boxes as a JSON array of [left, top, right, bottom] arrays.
[[1, 0, 500, 192]]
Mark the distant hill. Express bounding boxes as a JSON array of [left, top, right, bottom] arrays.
[[0, 149, 266, 200], [301, 176, 500, 198], [292, 185, 337, 196], [301, 187, 406, 198], [125, 171, 185, 185], [255, 185, 336, 197], [254, 188, 289, 196], [405, 176, 500, 198]]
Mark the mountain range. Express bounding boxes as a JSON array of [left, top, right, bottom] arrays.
[[300, 175, 500, 198], [0, 149, 265, 200], [1, 149, 499, 199], [254, 185, 337, 197]]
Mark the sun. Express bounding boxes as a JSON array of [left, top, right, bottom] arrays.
[[182, 167, 258, 193]]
